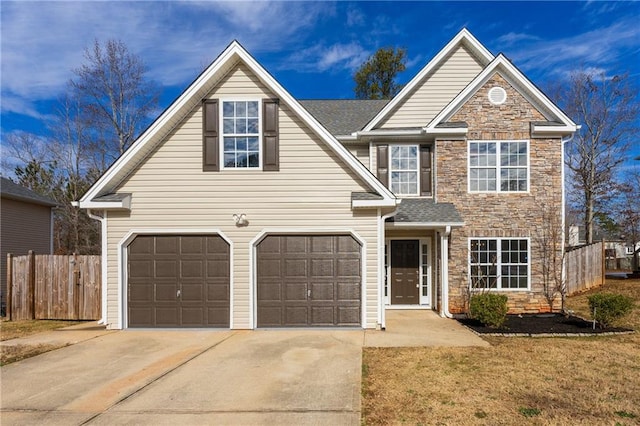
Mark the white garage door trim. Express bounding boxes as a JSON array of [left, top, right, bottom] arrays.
[[118, 228, 233, 330], [249, 228, 367, 329]]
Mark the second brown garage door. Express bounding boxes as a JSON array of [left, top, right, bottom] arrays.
[[257, 235, 362, 327], [128, 235, 230, 328]]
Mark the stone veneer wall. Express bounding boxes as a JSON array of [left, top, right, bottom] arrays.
[[438, 73, 564, 314]]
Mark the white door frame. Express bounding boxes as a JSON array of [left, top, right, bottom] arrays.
[[385, 237, 433, 308]]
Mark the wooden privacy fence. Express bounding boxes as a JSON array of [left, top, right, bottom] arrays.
[[7, 252, 101, 320], [565, 241, 605, 296]]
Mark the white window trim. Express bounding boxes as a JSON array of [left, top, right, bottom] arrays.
[[389, 144, 420, 196], [467, 140, 530, 194], [467, 237, 531, 291], [220, 98, 262, 170]]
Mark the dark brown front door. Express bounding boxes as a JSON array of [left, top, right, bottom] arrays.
[[390, 240, 420, 304], [127, 235, 230, 328], [257, 235, 361, 327]]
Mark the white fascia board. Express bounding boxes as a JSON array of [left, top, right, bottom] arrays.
[[82, 41, 395, 204], [81, 42, 242, 204], [386, 221, 465, 228], [357, 129, 425, 137], [362, 29, 494, 132], [428, 55, 578, 131], [532, 124, 578, 135], [79, 194, 131, 210], [424, 127, 468, 135], [352, 199, 399, 208]]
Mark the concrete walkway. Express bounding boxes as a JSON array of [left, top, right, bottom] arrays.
[[1, 312, 486, 425]]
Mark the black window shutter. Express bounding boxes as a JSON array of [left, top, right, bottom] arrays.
[[420, 144, 432, 196], [377, 144, 389, 187], [203, 99, 219, 171], [262, 98, 279, 171]]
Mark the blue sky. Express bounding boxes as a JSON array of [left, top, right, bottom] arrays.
[[1, 1, 639, 163]]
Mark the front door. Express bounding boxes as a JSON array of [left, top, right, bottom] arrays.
[[390, 240, 420, 304]]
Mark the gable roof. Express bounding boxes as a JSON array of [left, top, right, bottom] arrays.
[[361, 28, 494, 133], [427, 54, 578, 134], [0, 177, 58, 207], [79, 41, 396, 209], [300, 100, 388, 136]]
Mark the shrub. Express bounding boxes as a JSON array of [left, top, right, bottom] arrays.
[[587, 293, 634, 328], [469, 293, 508, 328]]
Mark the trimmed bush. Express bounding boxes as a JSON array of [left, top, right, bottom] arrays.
[[587, 293, 634, 328], [469, 293, 509, 328]]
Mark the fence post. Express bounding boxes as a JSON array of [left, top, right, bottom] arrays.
[[73, 252, 80, 320], [7, 253, 13, 320], [601, 239, 606, 286], [27, 250, 36, 319]]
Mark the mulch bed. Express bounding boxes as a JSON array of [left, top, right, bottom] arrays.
[[457, 313, 634, 336]]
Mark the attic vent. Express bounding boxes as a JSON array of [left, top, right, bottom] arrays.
[[488, 87, 507, 105]]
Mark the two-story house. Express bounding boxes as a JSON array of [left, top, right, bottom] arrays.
[[78, 29, 577, 329]]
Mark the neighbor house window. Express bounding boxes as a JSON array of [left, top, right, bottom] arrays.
[[390, 145, 418, 195], [469, 141, 528, 192], [222, 100, 260, 168], [469, 238, 529, 289]]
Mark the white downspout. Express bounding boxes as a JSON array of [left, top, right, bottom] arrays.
[[441, 225, 453, 318], [560, 132, 575, 306], [86, 209, 107, 325], [378, 207, 399, 330]]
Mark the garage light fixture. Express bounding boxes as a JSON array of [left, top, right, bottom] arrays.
[[233, 213, 249, 227]]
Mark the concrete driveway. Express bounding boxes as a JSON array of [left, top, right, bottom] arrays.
[[1, 311, 487, 425], [1, 329, 363, 425]]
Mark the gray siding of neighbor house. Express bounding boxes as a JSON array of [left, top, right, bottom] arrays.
[[1, 198, 53, 310]]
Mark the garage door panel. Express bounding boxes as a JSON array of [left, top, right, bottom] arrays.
[[311, 259, 334, 277], [128, 235, 230, 328], [155, 236, 178, 254], [257, 235, 361, 327], [285, 283, 307, 301], [129, 284, 152, 302], [338, 307, 360, 325], [155, 260, 177, 278], [310, 282, 334, 301], [284, 259, 307, 277], [285, 306, 309, 325], [129, 260, 152, 278], [181, 260, 204, 278]]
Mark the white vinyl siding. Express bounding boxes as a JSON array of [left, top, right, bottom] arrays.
[[104, 63, 380, 329], [378, 44, 484, 128]]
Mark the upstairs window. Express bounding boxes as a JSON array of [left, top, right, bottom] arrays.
[[390, 145, 418, 195], [222, 100, 260, 168], [469, 140, 528, 192]]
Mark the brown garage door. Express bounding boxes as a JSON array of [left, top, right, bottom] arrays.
[[257, 235, 361, 327], [128, 235, 230, 328]]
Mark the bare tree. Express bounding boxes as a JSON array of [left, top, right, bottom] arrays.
[[535, 200, 566, 312], [615, 170, 640, 274], [71, 39, 160, 169], [553, 71, 639, 244]]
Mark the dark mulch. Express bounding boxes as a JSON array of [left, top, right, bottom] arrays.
[[457, 313, 634, 335]]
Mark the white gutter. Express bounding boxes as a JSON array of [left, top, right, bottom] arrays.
[[86, 209, 108, 325], [560, 131, 576, 304], [355, 129, 425, 138], [378, 208, 399, 330], [440, 225, 453, 318]]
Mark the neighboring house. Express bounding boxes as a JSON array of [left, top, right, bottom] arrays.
[[78, 29, 577, 330], [567, 224, 639, 271], [1, 177, 57, 313]]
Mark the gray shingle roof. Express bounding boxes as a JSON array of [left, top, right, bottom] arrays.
[[300, 100, 389, 136], [387, 198, 464, 225], [351, 192, 384, 201], [92, 193, 131, 202], [435, 121, 468, 128], [0, 177, 58, 207]]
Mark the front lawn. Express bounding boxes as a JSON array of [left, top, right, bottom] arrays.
[[362, 278, 640, 425]]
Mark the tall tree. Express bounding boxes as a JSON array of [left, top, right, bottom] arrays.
[[354, 47, 406, 99], [553, 71, 639, 244], [71, 39, 160, 170]]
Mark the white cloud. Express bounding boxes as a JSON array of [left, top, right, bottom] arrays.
[[499, 18, 639, 78], [495, 32, 541, 48], [283, 42, 370, 73]]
